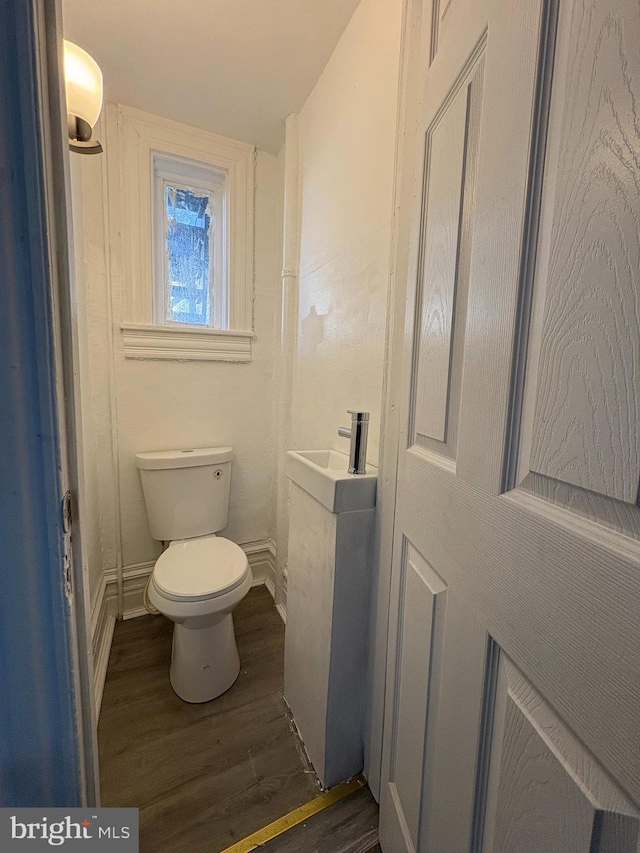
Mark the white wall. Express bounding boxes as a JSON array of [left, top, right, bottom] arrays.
[[273, 0, 403, 583], [69, 141, 119, 610], [291, 0, 402, 466], [71, 0, 402, 623], [72, 112, 282, 605], [112, 149, 281, 570]]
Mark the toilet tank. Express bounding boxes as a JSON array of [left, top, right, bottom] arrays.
[[135, 447, 233, 541]]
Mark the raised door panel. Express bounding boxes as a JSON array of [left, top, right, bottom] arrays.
[[519, 471, 640, 539], [528, 0, 640, 504], [416, 592, 490, 852], [413, 88, 467, 443], [431, 0, 489, 67], [381, 541, 447, 851], [454, 0, 551, 492], [411, 52, 484, 459], [482, 656, 639, 853]]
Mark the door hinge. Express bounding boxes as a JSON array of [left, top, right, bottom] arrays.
[[62, 489, 72, 533], [62, 490, 73, 598], [63, 550, 72, 598]]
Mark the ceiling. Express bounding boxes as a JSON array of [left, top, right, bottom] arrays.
[[62, 0, 361, 154]]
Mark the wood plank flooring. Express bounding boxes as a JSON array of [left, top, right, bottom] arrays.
[[98, 586, 379, 853], [258, 787, 379, 853]]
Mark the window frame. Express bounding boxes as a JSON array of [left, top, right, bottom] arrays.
[[107, 104, 255, 362]]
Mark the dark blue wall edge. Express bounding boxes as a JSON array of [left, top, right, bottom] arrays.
[[0, 0, 83, 806]]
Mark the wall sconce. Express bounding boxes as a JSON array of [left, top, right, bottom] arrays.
[[63, 40, 103, 155]]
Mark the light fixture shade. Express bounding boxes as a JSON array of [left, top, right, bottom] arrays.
[[63, 40, 103, 129]]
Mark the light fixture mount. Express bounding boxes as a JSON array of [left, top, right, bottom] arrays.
[[63, 40, 104, 155], [67, 115, 103, 154]]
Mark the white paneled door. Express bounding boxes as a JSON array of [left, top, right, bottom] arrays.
[[379, 0, 640, 850]]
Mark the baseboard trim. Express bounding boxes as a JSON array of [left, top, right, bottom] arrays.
[[263, 571, 286, 625], [244, 539, 277, 594], [264, 575, 275, 597], [264, 540, 286, 624], [91, 574, 116, 717]]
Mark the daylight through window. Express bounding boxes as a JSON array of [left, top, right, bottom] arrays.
[[165, 186, 212, 325], [153, 154, 225, 330]]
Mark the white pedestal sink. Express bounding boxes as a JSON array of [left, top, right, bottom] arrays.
[[284, 448, 377, 788]]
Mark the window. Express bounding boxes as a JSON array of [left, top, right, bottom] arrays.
[[164, 186, 212, 324], [153, 155, 225, 329], [111, 105, 255, 361]]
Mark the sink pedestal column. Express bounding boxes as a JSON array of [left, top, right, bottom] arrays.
[[284, 481, 375, 788]]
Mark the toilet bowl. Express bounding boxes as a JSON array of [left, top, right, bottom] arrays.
[[148, 535, 252, 703], [136, 447, 252, 703]]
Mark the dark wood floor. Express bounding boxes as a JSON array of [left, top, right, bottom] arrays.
[[260, 787, 380, 853], [99, 586, 380, 853]]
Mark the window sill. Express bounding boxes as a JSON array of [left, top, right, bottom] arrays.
[[120, 324, 254, 362]]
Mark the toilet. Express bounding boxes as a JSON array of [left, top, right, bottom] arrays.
[[135, 447, 252, 703]]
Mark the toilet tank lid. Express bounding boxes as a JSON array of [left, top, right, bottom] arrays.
[[135, 447, 233, 470]]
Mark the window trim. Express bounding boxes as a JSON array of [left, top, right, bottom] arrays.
[[106, 104, 255, 361]]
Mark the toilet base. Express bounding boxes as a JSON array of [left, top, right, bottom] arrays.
[[169, 613, 240, 703]]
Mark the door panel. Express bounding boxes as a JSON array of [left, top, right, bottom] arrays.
[[396, 456, 640, 800], [413, 85, 467, 443], [412, 55, 484, 460], [528, 0, 640, 504], [455, 0, 554, 493], [379, 0, 640, 850], [483, 657, 638, 853], [387, 542, 447, 847], [416, 591, 489, 852], [517, 0, 640, 539], [519, 471, 640, 538]]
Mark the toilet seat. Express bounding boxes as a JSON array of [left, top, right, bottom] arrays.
[[153, 535, 249, 602]]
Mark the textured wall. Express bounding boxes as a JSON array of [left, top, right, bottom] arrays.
[[69, 139, 118, 609], [277, 0, 403, 788], [72, 119, 282, 596], [71, 0, 402, 610], [272, 0, 403, 596], [111, 149, 281, 569], [292, 0, 403, 465]]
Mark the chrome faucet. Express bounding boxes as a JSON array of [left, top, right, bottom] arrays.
[[338, 410, 370, 474]]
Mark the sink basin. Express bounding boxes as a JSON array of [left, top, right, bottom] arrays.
[[295, 449, 355, 470], [286, 449, 377, 513]]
